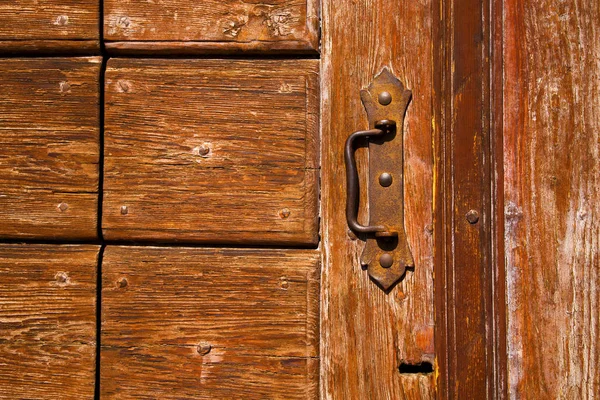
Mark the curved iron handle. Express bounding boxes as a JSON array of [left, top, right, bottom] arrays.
[[344, 128, 387, 234]]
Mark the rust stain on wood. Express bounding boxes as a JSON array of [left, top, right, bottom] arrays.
[[0, 244, 99, 398], [320, 0, 435, 398], [104, 0, 319, 54], [0, 57, 101, 240], [102, 59, 319, 245], [101, 246, 319, 399], [503, 0, 600, 397]]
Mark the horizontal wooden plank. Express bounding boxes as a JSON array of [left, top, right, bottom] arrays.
[[0, 57, 101, 240], [0, 244, 99, 399], [101, 246, 319, 399], [103, 59, 319, 245], [0, 0, 99, 52], [104, 0, 319, 54], [0, 40, 100, 55]]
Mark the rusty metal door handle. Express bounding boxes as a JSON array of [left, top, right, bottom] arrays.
[[343, 68, 415, 291], [344, 121, 396, 234]]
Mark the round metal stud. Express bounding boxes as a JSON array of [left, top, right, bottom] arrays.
[[378, 91, 393, 106], [466, 209, 480, 224], [379, 172, 393, 187], [197, 145, 210, 156], [196, 342, 212, 356], [379, 253, 394, 268]]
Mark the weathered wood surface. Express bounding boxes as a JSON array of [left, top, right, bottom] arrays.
[[0, 0, 99, 53], [0, 58, 101, 240], [320, 0, 435, 398], [0, 244, 99, 399], [104, 0, 319, 54], [101, 246, 319, 399], [433, 0, 506, 396], [103, 59, 319, 245], [503, 0, 600, 398]]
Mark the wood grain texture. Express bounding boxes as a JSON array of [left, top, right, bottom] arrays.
[[504, 0, 600, 397], [0, 0, 99, 52], [104, 0, 319, 54], [0, 244, 99, 399], [320, 0, 435, 398], [103, 59, 319, 245], [0, 40, 100, 55], [0, 58, 101, 240], [433, 0, 505, 396], [101, 246, 319, 399]]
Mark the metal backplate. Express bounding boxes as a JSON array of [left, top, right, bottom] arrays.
[[360, 68, 414, 290]]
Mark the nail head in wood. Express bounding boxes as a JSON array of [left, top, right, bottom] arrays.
[[279, 208, 291, 219], [466, 210, 480, 224], [196, 342, 212, 356], [55, 272, 68, 283]]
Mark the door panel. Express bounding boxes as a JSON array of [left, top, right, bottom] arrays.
[[503, 0, 600, 397], [0, 0, 99, 53], [0, 58, 101, 240], [0, 244, 98, 399], [104, 0, 319, 54], [101, 246, 319, 399], [102, 59, 319, 245], [320, 0, 436, 397]]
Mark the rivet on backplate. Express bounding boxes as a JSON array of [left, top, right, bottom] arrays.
[[379, 253, 394, 268], [379, 172, 393, 187], [378, 91, 393, 106], [120, 206, 129, 215]]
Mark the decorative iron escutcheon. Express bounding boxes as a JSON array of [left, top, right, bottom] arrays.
[[345, 68, 414, 290]]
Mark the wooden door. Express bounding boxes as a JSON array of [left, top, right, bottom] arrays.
[[1, 1, 598, 399]]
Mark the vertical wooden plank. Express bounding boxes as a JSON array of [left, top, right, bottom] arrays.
[[433, 0, 507, 396], [321, 0, 435, 398], [504, 0, 600, 397], [0, 244, 99, 399]]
